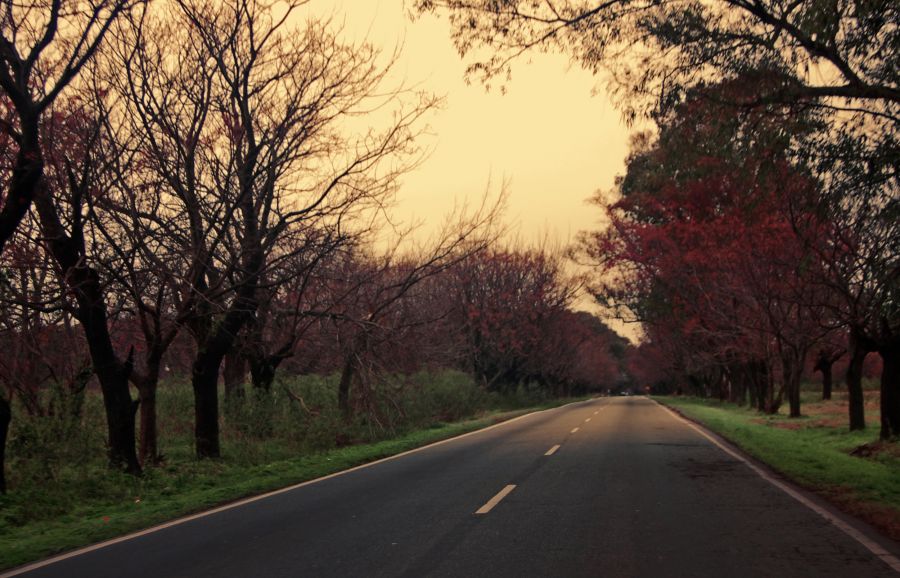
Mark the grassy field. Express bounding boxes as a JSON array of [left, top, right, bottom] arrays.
[[657, 389, 900, 542], [0, 371, 580, 571]]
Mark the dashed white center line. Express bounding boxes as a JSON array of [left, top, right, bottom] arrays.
[[584, 418, 591, 423], [570, 427, 579, 434], [545, 444, 560, 456], [593, 411, 599, 415], [475, 484, 517, 514]]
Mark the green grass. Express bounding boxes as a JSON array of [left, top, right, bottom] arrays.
[[656, 395, 900, 537], [0, 370, 585, 571]]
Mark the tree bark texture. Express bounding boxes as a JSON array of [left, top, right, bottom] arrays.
[[192, 349, 222, 459], [34, 189, 141, 474], [879, 337, 900, 440], [137, 383, 159, 465], [846, 329, 870, 431], [0, 397, 10, 493], [224, 350, 247, 402], [814, 348, 843, 401], [784, 349, 805, 419], [338, 355, 355, 418], [250, 357, 277, 392], [0, 114, 42, 254], [817, 356, 834, 400]]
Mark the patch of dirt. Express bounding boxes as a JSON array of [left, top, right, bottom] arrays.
[[805, 403, 847, 416], [807, 417, 850, 428], [820, 486, 900, 543], [768, 420, 807, 431], [801, 390, 880, 418], [850, 441, 900, 459]]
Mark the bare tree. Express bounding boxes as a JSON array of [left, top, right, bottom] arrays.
[[329, 195, 504, 418], [5, 89, 142, 474], [0, 0, 142, 254], [111, 0, 438, 458], [0, 219, 93, 490]]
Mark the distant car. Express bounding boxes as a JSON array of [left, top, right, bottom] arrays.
[[619, 391, 630, 396]]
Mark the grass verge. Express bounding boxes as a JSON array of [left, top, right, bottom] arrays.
[[656, 395, 900, 542], [0, 398, 579, 572]]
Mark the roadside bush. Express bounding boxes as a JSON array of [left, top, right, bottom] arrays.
[[7, 388, 104, 483], [404, 370, 488, 424]]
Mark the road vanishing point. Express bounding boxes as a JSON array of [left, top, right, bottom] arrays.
[[7, 397, 900, 577]]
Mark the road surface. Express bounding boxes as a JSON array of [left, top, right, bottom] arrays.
[[8, 397, 900, 577]]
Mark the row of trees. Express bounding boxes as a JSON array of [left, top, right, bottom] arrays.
[[0, 230, 626, 486], [0, 1, 629, 493], [0, 0, 448, 480], [581, 88, 893, 426], [417, 1, 898, 436]]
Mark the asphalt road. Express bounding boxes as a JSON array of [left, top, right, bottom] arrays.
[[9, 397, 900, 577]]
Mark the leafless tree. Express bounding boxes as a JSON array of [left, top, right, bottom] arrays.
[[108, 0, 439, 458], [0, 0, 143, 253]]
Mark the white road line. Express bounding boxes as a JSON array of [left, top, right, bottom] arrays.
[[593, 411, 599, 415], [475, 484, 517, 515], [584, 418, 591, 423], [545, 445, 560, 456], [1, 399, 599, 578], [570, 427, 579, 434], [654, 400, 900, 574]]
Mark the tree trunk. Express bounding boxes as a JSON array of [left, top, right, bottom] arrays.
[[728, 365, 746, 405], [137, 383, 159, 465], [250, 356, 279, 392], [0, 396, 10, 493], [0, 114, 42, 254], [746, 364, 758, 410], [34, 181, 141, 474], [75, 305, 140, 473], [248, 338, 293, 393], [846, 330, 870, 431], [96, 361, 141, 473], [192, 350, 222, 459], [189, 288, 261, 457], [338, 355, 355, 417], [187, 254, 263, 458], [750, 360, 766, 413], [249, 353, 273, 393], [760, 360, 779, 415], [134, 348, 171, 466], [819, 355, 834, 401], [879, 337, 900, 440], [785, 353, 803, 418], [814, 348, 843, 401], [223, 350, 247, 402]]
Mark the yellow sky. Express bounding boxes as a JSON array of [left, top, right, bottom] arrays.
[[327, 0, 632, 245], [319, 1, 640, 340]]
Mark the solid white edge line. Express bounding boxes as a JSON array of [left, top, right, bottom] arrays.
[[545, 445, 561, 456], [2, 398, 600, 578], [653, 399, 900, 574], [475, 484, 517, 514]]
